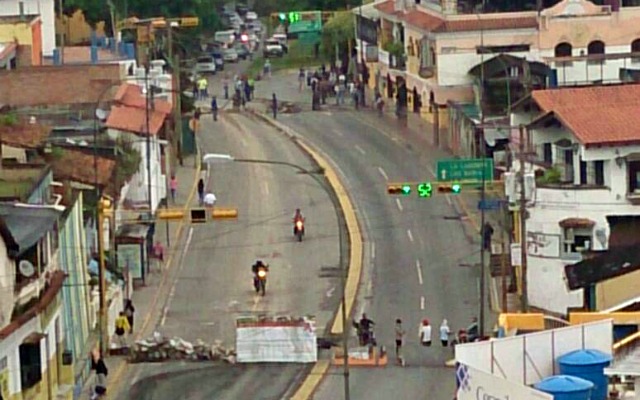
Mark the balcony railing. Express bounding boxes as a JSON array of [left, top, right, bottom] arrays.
[[378, 49, 390, 66]]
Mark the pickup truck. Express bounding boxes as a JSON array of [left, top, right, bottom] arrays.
[[263, 39, 284, 58]]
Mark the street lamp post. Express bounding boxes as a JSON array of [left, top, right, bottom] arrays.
[[203, 153, 351, 400]]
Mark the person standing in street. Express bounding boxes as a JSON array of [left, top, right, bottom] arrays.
[[90, 349, 108, 400], [124, 299, 135, 334], [169, 175, 177, 203], [197, 178, 205, 205], [419, 319, 432, 347], [440, 319, 451, 347], [271, 93, 278, 119], [395, 318, 406, 366], [114, 312, 131, 348], [298, 68, 305, 91], [222, 74, 230, 99], [211, 96, 218, 121]]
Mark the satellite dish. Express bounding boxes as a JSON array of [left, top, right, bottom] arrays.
[[95, 108, 108, 121], [18, 260, 35, 278]]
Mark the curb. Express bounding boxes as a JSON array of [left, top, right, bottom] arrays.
[[247, 108, 365, 399], [106, 149, 202, 399]]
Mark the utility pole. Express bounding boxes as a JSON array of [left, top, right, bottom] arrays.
[[358, 0, 366, 107], [478, 11, 487, 338], [145, 67, 153, 277], [97, 199, 108, 356], [168, 26, 183, 169], [57, 0, 65, 64], [518, 124, 529, 312]]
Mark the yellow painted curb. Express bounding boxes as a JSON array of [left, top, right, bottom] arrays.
[[107, 149, 202, 397], [296, 141, 363, 335], [290, 360, 330, 400]]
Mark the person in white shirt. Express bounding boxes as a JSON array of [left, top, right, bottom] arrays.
[[419, 319, 432, 347], [203, 192, 217, 207], [440, 319, 451, 347]]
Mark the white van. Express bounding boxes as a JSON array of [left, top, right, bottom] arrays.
[[214, 30, 236, 46]]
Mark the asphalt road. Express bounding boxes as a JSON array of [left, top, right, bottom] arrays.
[[118, 65, 343, 398], [276, 108, 484, 399]]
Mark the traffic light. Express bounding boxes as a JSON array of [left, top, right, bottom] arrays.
[[278, 13, 286, 22], [157, 209, 185, 220], [288, 11, 301, 23], [417, 182, 433, 198], [211, 207, 239, 219], [387, 184, 411, 196], [190, 208, 207, 223], [437, 182, 462, 194]]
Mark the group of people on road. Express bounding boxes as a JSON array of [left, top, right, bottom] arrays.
[[297, 65, 368, 111], [358, 313, 479, 367]]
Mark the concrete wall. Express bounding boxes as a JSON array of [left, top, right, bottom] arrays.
[[0, 235, 15, 329], [55, 10, 106, 45], [0, 17, 42, 66]]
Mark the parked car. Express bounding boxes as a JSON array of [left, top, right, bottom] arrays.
[[223, 48, 239, 63], [271, 34, 288, 53], [245, 11, 258, 21], [195, 56, 216, 74], [210, 50, 225, 70], [234, 43, 251, 60], [263, 39, 284, 58]]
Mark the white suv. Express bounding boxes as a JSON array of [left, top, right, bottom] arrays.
[[195, 56, 217, 74]]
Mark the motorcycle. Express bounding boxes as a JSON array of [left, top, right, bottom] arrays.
[[253, 266, 268, 296], [294, 219, 305, 242]]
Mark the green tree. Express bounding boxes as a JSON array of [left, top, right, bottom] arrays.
[[321, 11, 354, 64]]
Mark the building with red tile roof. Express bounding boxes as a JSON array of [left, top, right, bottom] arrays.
[[105, 105, 166, 136], [113, 83, 172, 115]]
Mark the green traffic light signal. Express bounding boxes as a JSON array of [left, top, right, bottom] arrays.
[[401, 185, 411, 195], [417, 182, 432, 198], [452, 183, 461, 193], [278, 13, 286, 21]]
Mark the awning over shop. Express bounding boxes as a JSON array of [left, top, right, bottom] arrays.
[[0, 204, 61, 256], [559, 218, 595, 229], [484, 127, 510, 147], [22, 332, 45, 344]]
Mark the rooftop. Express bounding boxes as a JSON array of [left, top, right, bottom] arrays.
[[105, 105, 166, 135], [531, 84, 640, 147], [46, 148, 116, 187], [375, 0, 538, 32], [114, 83, 172, 114], [0, 119, 51, 148], [0, 203, 61, 256], [0, 164, 50, 201], [564, 244, 640, 290]]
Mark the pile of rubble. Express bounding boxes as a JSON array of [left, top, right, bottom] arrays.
[[129, 332, 236, 364]]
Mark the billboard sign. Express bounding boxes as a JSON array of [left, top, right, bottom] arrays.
[[456, 364, 553, 400], [356, 15, 378, 44]]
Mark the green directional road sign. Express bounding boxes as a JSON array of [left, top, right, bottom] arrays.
[[436, 158, 494, 182]]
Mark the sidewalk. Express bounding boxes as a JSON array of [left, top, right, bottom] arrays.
[[80, 153, 200, 399]]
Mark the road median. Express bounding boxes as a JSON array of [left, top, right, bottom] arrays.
[[247, 108, 365, 399]]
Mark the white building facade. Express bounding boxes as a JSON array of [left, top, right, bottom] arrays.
[[510, 85, 640, 314]]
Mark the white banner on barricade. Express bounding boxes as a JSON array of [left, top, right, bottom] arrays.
[[456, 364, 553, 400], [235, 316, 317, 363]]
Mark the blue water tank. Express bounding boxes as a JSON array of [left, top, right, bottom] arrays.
[[535, 375, 593, 400], [558, 349, 612, 400], [52, 48, 60, 65]]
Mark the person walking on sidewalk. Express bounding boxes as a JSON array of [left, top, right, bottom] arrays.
[[440, 319, 451, 347], [395, 318, 406, 366], [198, 178, 205, 205], [223, 74, 230, 99], [211, 96, 218, 121], [124, 299, 135, 334], [271, 93, 278, 119], [114, 311, 131, 348], [298, 68, 306, 91], [90, 349, 108, 400], [170, 175, 177, 203]]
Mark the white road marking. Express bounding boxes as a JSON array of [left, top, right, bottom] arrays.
[[262, 181, 270, 196], [160, 226, 194, 327], [201, 322, 216, 326], [333, 129, 344, 137], [446, 195, 452, 205], [420, 296, 425, 310], [427, 165, 436, 178], [240, 137, 248, 147], [416, 259, 423, 285], [326, 287, 336, 298], [378, 167, 389, 181], [355, 145, 366, 155], [395, 198, 403, 211], [252, 296, 261, 311], [371, 242, 376, 260], [407, 229, 414, 242]]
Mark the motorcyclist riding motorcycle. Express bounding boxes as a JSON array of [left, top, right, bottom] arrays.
[[293, 208, 305, 241], [252, 260, 269, 295]]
